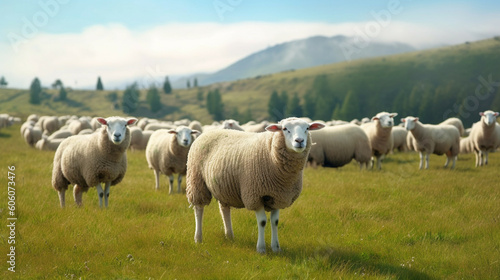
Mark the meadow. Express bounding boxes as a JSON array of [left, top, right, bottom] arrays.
[[1, 123, 499, 279]]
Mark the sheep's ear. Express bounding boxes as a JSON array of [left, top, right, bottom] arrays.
[[372, 117, 379, 121], [415, 117, 419, 122], [390, 113, 398, 118], [191, 130, 201, 135], [495, 112, 499, 117], [265, 124, 282, 132], [126, 118, 138, 126], [479, 112, 485, 116], [308, 122, 325, 131], [97, 117, 107, 125], [167, 129, 178, 135], [401, 118, 406, 123]]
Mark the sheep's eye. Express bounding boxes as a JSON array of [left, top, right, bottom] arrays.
[[282, 127, 288, 131]]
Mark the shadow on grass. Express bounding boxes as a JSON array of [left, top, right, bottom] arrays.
[[0, 131, 11, 138]]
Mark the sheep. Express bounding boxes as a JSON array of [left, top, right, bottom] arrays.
[[0, 114, 10, 129], [469, 110, 500, 167], [27, 114, 39, 123], [52, 116, 137, 208], [440, 117, 465, 136], [221, 119, 244, 131], [242, 120, 269, 133], [188, 120, 203, 133], [144, 123, 175, 131], [308, 124, 371, 169], [90, 117, 103, 131], [20, 121, 35, 136], [392, 126, 409, 152], [186, 117, 325, 253], [460, 137, 473, 154], [78, 128, 94, 135], [42, 116, 60, 135], [402, 116, 460, 169], [68, 119, 92, 135], [146, 126, 200, 194], [24, 126, 42, 147], [129, 126, 152, 151], [48, 129, 73, 140], [35, 135, 64, 151], [361, 112, 398, 169]]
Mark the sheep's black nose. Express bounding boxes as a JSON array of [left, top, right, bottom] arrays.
[[183, 139, 189, 145], [295, 138, 304, 144], [114, 133, 121, 138]]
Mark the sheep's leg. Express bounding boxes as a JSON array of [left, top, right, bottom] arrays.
[[58, 189, 66, 208], [96, 183, 104, 208], [370, 157, 375, 169], [451, 156, 457, 169], [270, 209, 281, 253], [377, 155, 382, 170], [425, 153, 430, 169], [168, 175, 174, 194], [104, 182, 111, 208], [73, 184, 83, 207], [153, 169, 160, 190], [219, 202, 234, 240], [444, 156, 450, 168], [419, 152, 424, 170], [484, 151, 489, 165], [194, 205, 204, 243], [475, 151, 480, 167], [177, 174, 182, 193], [256, 208, 267, 254]]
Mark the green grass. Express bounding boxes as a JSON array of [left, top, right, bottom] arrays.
[[1, 124, 499, 279]]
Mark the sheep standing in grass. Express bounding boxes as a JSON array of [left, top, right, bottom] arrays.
[[146, 126, 200, 194], [186, 117, 324, 253], [308, 124, 371, 169], [469, 110, 500, 167], [402, 116, 460, 169], [361, 112, 398, 169], [392, 126, 409, 152], [52, 116, 137, 207], [36, 135, 64, 151], [129, 127, 153, 151], [440, 117, 465, 136]]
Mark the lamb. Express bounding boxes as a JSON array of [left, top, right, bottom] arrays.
[[392, 126, 409, 152], [146, 126, 200, 194], [440, 117, 465, 136], [52, 116, 137, 207], [186, 117, 324, 253], [402, 116, 460, 169], [35, 135, 64, 151], [469, 110, 500, 167], [308, 124, 371, 169], [361, 112, 398, 169], [129, 126, 153, 151], [221, 119, 244, 131]]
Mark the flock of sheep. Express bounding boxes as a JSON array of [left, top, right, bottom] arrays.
[[9, 109, 500, 253]]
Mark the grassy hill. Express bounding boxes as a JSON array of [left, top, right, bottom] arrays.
[[1, 37, 500, 126]]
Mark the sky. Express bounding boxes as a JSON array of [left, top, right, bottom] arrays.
[[1, 0, 499, 89]]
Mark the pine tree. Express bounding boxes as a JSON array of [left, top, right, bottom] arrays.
[[268, 90, 282, 121], [29, 77, 42, 105], [163, 76, 172, 94], [122, 82, 140, 114], [287, 92, 303, 117], [337, 90, 360, 120], [206, 89, 224, 120], [197, 90, 204, 102], [52, 79, 63, 89], [302, 91, 316, 119], [96, 76, 104, 91], [0, 76, 7, 88], [59, 86, 67, 101], [146, 85, 161, 113], [193, 77, 198, 87], [187, 80, 191, 89]]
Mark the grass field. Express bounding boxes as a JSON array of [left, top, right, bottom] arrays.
[[1, 124, 499, 279]]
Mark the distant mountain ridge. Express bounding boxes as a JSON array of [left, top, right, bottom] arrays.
[[173, 35, 417, 88]]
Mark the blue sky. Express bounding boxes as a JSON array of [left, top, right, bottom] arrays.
[[1, 0, 499, 88]]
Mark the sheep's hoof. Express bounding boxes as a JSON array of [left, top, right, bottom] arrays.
[[257, 247, 266, 254], [272, 246, 282, 253]]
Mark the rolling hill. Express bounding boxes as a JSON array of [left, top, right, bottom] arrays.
[[1, 37, 499, 127]]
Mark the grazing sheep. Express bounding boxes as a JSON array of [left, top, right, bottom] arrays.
[[146, 126, 200, 194], [460, 137, 473, 154], [402, 116, 460, 169], [440, 117, 465, 136], [469, 110, 500, 167], [222, 119, 244, 131], [361, 112, 398, 169], [23, 126, 42, 147], [52, 116, 137, 207], [186, 118, 324, 253], [392, 126, 409, 152], [20, 121, 35, 136], [129, 127, 153, 151], [48, 129, 73, 140], [42, 116, 60, 135], [27, 114, 39, 123], [68, 119, 92, 135], [308, 124, 371, 169], [36, 135, 64, 151], [188, 120, 203, 133]]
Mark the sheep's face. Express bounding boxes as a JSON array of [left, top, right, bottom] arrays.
[[98, 117, 138, 145], [401, 117, 418, 131], [169, 126, 200, 148], [222, 119, 240, 130], [373, 112, 398, 128], [480, 111, 499, 126], [266, 118, 325, 153]]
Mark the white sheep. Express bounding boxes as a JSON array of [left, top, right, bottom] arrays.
[[186, 117, 324, 253], [460, 137, 473, 154], [361, 112, 398, 169], [221, 119, 244, 131], [144, 122, 175, 131], [52, 116, 137, 207], [242, 121, 269, 133], [440, 117, 465, 136], [129, 126, 153, 151], [146, 126, 200, 194], [392, 126, 409, 152], [48, 129, 73, 140], [188, 120, 203, 133], [469, 110, 500, 167], [42, 116, 60, 135], [308, 124, 371, 169], [23, 126, 42, 147], [36, 135, 64, 151], [402, 116, 460, 169], [68, 119, 92, 135]]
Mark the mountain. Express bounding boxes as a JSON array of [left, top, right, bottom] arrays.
[[173, 35, 417, 88]]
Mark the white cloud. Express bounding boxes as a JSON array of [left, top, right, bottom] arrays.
[[2, 15, 499, 89]]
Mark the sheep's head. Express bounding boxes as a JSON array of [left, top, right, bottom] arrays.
[[222, 119, 240, 130], [401, 116, 419, 131], [480, 110, 499, 126], [97, 117, 138, 145], [266, 118, 325, 153], [168, 126, 200, 147], [372, 112, 398, 128]]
